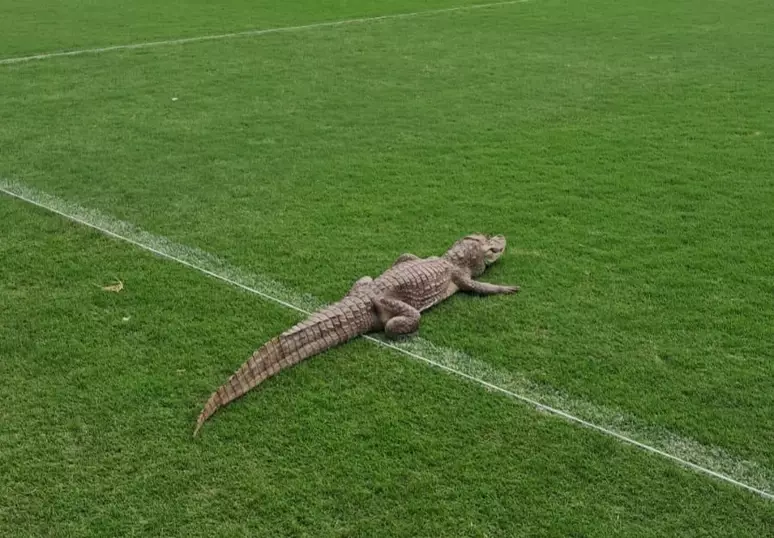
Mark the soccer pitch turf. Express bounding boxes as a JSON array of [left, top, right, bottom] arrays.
[[1, 0, 773, 535]]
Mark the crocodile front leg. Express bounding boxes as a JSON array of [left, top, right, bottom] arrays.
[[374, 296, 421, 338], [391, 253, 421, 267], [453, 272, 520, 295], [346, 276, 373, 296]]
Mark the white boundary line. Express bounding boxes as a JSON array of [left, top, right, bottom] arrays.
[[0, 0, 528, 66], [1, 183, 772, 501]]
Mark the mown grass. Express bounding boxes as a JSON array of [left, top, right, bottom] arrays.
[[2, 190, 774, 537], [2, 0, 773, 534], [0, 0, 491, 57], [2, 0, 773, 463]]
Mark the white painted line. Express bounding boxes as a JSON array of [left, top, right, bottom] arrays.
[[0, 0, 528, 66], [1, 180, 772, 501]]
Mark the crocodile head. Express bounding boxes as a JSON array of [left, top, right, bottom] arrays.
[[481, 234, 507, 265], [445, 234, 507, 276]]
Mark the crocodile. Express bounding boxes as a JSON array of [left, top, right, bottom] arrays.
[[194, 233, 519, 435]]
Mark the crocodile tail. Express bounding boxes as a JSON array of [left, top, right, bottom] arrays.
[[194, 298, 372, 436]]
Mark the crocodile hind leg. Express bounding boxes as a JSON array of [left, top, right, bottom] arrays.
[[374, 297, 421, 339]]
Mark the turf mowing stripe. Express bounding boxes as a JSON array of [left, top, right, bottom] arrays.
[[1, 179, 773, 501], [0, 0, 529, 66]]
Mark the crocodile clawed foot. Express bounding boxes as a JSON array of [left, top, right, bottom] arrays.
[[384, 330, 418, 342]]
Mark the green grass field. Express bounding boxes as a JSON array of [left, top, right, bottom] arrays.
[[2, 0, 773, 535]]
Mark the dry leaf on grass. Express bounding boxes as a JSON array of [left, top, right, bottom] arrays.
[[97, 279, 124, 293]]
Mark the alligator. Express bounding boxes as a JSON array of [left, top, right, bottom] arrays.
[[194, 234, 519, 435]]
